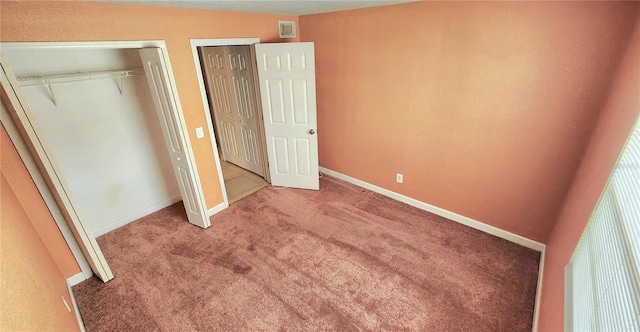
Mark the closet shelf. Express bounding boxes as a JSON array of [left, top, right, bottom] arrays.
[[16, 68, 145, 86], [16, 68, 146, 105]]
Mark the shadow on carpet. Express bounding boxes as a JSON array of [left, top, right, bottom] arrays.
[[73, 175, 540, 331]]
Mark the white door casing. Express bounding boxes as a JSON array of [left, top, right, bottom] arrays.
[[255, 42, 319, 190], [0, 55, 115, 282], [139, 48, 210, 228]]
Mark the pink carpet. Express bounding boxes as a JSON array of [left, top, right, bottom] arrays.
[[73, 175, 539, 331]]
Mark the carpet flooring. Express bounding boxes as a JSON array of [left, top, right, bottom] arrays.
[[73, 175, 540, 331]]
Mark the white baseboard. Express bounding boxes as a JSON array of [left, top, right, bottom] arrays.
[[319, 167, 545, 252], [532, 247, 545, 332], [66, 277, 87, 332], [67, 271, 90, 287], [319, 167, 547, 331], [93, 196, 182, 237], [207, 201, 228, 217]]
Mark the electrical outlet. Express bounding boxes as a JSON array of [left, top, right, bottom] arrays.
[[396, 173, 403, 183]]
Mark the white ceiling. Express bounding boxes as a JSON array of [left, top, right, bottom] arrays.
[[90, 0, 420, 16]]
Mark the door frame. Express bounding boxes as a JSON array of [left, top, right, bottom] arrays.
[[190, 38, 262, 212], [0, 40, 208, 284]]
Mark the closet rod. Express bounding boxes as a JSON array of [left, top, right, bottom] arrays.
[[16, 68, 145, 86]]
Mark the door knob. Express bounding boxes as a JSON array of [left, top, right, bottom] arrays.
[[176, 157, 181, 161], [308, 129, 316, 135]]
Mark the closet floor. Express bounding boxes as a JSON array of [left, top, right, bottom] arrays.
[[221, 161, 268, 204]]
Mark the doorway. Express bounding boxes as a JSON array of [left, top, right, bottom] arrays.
[[190, 38, 321, 207], [198, 43, 270, 203], [191, 38, 263, 206]]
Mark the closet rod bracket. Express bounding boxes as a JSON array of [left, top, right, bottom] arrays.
[[117, 76, 123, 95], [45, 79, 57, 106]]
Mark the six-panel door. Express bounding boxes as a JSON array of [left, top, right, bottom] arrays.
[[201, 47, 244, 167], [255, 42, 319, 190], [226, 45, 265, 177]]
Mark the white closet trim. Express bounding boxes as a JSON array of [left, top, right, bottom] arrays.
[[1, 40, 169, 50]]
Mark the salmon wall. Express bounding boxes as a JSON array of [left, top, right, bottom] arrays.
[[1, 124, 80, 278], [1, 129, 80, 331], [299, 1, 638, 242], [537, 18, 640, 331], [0, 1, 298, 209]]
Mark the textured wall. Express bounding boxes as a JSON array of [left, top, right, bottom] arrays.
[[1, 127, 80, 331], [538, 18, 640, 331], [0, 1, 298, 209], [0, 125, 80, 278], [299, 1, 638, 242]]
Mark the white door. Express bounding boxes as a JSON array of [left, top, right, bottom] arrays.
[[0, 55, 114, 282], [254, 42, 319, 190], [200, 47, 244, 167], [227, 45, 265, 177], [139, 48, 210, 228]]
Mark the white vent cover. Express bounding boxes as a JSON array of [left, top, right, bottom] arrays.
[[278, 20, 296, 38]]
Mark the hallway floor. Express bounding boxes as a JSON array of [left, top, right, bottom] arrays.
[[221, 161, 268, 204]]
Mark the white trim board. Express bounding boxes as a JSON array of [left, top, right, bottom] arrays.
[[319, 167, 545, 252], [1, 40, 168, 50], [532, 247, 545, 332], [207, 201, 229, 217], [66, 277, 87, 332], [67, 272, 89, 287]]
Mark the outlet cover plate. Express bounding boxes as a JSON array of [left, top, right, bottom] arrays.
[[195, 127, 204, 139]]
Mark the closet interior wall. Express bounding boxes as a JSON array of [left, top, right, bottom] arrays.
[[3, 48, 181, 236], [199, 45, 269, 181]]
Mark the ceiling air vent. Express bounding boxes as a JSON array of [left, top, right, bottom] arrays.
[[279, 21, 296, 39]]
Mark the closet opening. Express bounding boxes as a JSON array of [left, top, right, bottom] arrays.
[[197, 44, 269, 204], [5, 47, 181, 237], [1, 41, 209, 283]]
